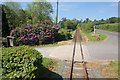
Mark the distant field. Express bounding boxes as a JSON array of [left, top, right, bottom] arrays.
[[96, 23, 119, 32]]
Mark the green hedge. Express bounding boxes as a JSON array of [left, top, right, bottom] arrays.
[[77, 21, 94, 33], [2, 46, 42, 79], [56, 28, 72, 41], [96, 23, 119, 32]]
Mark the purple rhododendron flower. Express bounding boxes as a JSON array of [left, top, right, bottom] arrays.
[[10, 20, 59, 45]]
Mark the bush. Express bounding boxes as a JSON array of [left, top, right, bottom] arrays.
[[10, 20, 59, 45], [56, 28, 72, 41], [2, 46, 43, 79], [78, 21, 94, 33]]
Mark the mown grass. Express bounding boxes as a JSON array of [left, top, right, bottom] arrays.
[[42, 57, 57, 68], [83, 31, 107, 41], [110, 61, 119, 74]]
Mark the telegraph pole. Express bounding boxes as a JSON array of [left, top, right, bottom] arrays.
[[56, 0, 58, 25]]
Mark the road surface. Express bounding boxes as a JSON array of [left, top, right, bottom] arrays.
[[35, 29, 118, 61], [84, 30, 118, 60]]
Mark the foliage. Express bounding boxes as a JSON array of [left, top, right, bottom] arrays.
[[94, 17, 118, 25], [110, 61, 118, 73], [2, 4, 21, 31], [26, 1, 53, 24], [2, 37, 7, 47], [56, 28, 72, 41], [77, 21, 94, 33], [56, 18, 79, 41], [2, 1, 53, 36], [42, 57, 53, 67], [96, 23, 119, 32], [106, 17, 118, 23], [2, 46, 43, 79], [83, 18, 90, 23], [2, 5, 10, 37], [5, 2, 21, 11], [59, 18, 79, 30], [10, 20, 59, 45]]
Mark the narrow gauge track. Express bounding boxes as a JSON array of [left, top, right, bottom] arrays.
[[69, 29, 89, 80]]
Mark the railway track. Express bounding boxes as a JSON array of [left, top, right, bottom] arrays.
[[69, 29, 89, 80]]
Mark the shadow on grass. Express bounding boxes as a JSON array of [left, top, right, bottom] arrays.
[[34, 64, 63, 80]]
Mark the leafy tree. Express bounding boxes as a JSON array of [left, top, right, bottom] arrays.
[[78, 21, 94, 33], [107, 17, 118, 23], [101, 19, 104, 22], [26, 1, 53, 23], [2, 4, 20, 31], [83, 18, 89, 23], [17, 9, 27, 25], [59, 18, 79, 30], [94, 19, 97, 22], [2, 5, 10, 37], [61, 17, 67, 22], [5, 2, 21, 11]]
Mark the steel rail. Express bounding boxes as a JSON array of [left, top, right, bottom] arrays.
[[78, 29, 89, 80], [69, 30, 77, 80], [69, 29, 89, 80]]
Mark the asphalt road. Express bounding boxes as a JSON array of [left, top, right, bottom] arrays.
[[84, 30, 119, 60]]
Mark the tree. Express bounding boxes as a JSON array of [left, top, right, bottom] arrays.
[[94, 19, 97, 22], [61, 17, 67, 22], [2, 5, 10, 37], [17, 9, 27, 25], [26, 1, 53, 23], [101, 19, 104, 22], [5, 2, 21, 12], [84, 18, 89, 23], [3, 4, 19, 30], [108, 17, 118, 23], [59, 18, 79, 30]]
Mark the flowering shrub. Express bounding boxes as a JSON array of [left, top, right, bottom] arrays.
[[10, 20, 59, 45]]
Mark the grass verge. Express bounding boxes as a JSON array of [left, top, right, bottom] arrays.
[[81, 31, 107, 41], [32, 39, 72, 48], [39, 57, 58, 78], [110, 61, 119, 74], [42, 57, 57, 69]]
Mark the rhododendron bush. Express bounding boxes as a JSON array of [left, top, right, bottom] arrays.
[[10, 20, 59, 45]]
